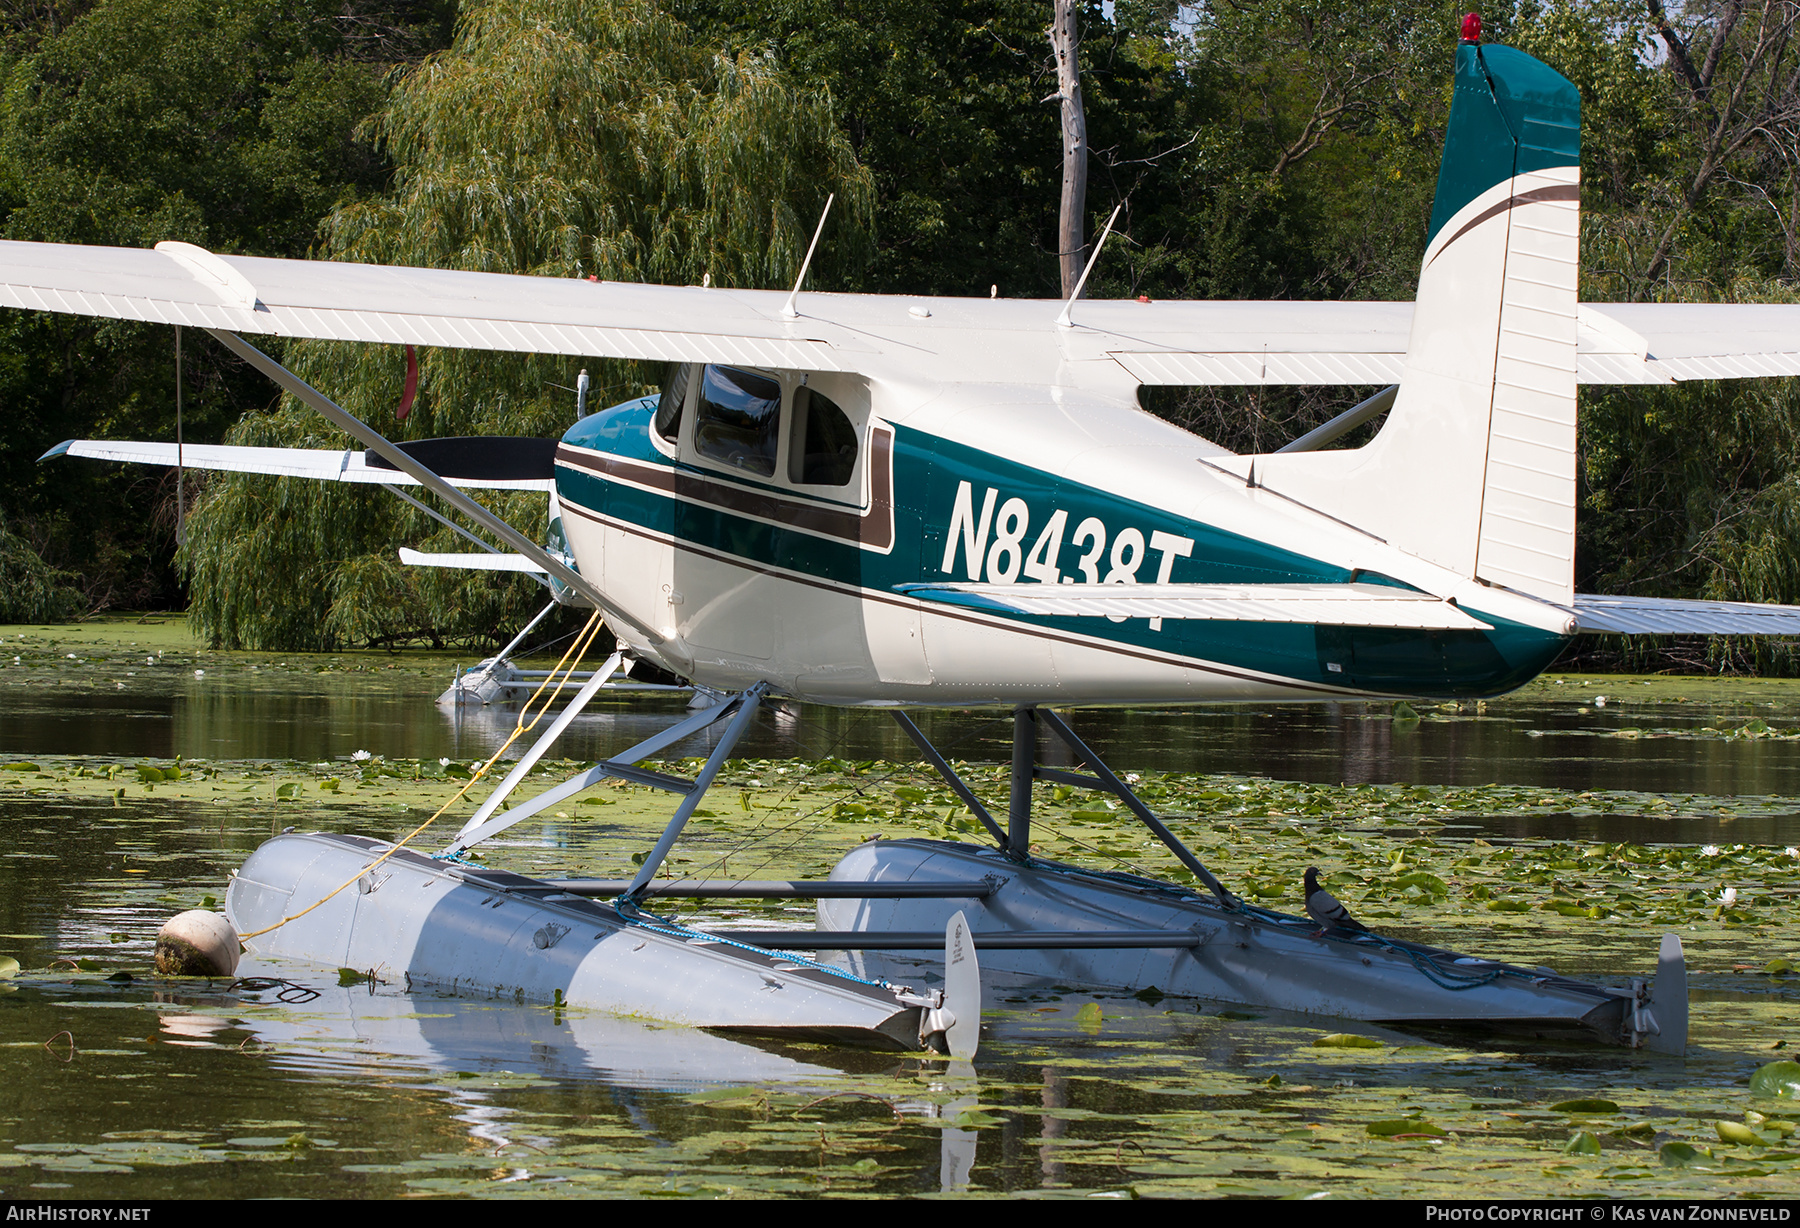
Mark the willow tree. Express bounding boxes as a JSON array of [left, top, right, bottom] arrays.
[[182, 0, 873, 650]]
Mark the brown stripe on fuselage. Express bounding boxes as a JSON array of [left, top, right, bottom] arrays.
[[556, 422, 895, 552], [1424, 182, 1579, 269]]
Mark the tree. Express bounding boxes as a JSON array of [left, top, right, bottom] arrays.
[[1636, 0, 1800, 292], [0, 0, 446, 615], [181, 0, 875, 649], [1050, 0, 1088, 296]]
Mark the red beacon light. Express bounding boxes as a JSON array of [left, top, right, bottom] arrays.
[[1461, 12, 1481, 42]]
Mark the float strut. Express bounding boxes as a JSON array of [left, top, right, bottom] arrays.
[[889, 712, 1007, 848], [451, 650, 626, 840], [623, 683, 769, 900], [445, 671, 752, 855], [1010, 706, 1036, 858], [1036, 709, 1238, 908]]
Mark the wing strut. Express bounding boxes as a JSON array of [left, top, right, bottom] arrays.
[[205, 329, 661, 645], [1274, 384, 1398, 453]]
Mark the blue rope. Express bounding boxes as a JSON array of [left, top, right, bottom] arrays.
[[1234, 900, 1514, 991]]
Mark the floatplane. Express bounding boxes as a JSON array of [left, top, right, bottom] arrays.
[[24, 24, 1800, 1055]]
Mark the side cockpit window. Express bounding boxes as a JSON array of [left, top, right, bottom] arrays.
[[694, 365, 782, 476], [654, 363, 689, 444], [788, 387, 857, 487]]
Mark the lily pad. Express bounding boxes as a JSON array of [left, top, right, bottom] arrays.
[[1551, 1098, 1620, 1114], [1659, 1141, 1712, 1168], [950, 1108, 1003, 1128], [1565, 1131, 1602, 1154], [1750, 1061, 1800, 1099], [1313, 1033, 1383, 1049]]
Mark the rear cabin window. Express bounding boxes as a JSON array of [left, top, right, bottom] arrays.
[[788, 387, 858, 487], [694, 365, 782, 477], [653, 363, 689, 444]]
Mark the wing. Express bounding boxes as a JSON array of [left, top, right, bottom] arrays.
[[1566, 594, 1800, 635], [0, 239, 841, 371], [2, 238, 1797, 390], [898, 581, 1492, 630], [41, 438, 554, 492]]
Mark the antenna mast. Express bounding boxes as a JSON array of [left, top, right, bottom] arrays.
[[780, 193, 835, 320], [1054, 203, 1121, 329]]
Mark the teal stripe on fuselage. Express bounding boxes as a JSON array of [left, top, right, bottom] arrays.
[[560, 401, 1567, 698]]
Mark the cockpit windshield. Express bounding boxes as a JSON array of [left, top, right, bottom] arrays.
[[653, 363, 688, 443], [694, 365, 782, 477]]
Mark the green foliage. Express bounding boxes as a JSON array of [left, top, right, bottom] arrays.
[[0, 509, 82, 622], [331, 0, 871, 286], [685, 0, 1071, 296], [0, 0, 444, 618], [184, 0, 875, 649]]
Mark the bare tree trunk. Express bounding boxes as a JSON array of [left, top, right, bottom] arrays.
[[1635, 0, 1800, 292], [1051, 0, 1087, 297]]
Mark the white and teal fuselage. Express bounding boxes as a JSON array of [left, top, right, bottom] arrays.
[[555, 383, 1572, 706]]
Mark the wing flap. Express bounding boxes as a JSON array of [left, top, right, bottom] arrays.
[[898, 581, 1492, 630], [1570, 594, 1800, 635]]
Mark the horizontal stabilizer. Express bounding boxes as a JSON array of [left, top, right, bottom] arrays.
[[898, 581, 1492, 630], [398, 548, 548, 575], [43, 439, 553, 491], [1113, 302, 1800, 388], [1568, 594, 1800, 635]]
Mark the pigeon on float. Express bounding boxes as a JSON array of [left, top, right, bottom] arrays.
[[1303, 866, 1368, 936]]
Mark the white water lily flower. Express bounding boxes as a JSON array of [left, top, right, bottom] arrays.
[[1702, 845, 1721, 857], [1788, 847, 1799, 859], [1718, 886, 1738, 908], [351, 750, 372, 762], [193, 669, 204, 678], [439, 757, 451, 767], [1125, 772, 1141, 784], [1593, 695, 1607, 707]]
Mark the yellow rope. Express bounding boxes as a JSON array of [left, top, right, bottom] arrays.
[[239, 609, 608, 940]]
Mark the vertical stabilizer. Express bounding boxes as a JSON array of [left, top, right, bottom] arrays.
[[1253, 37, 1581, 603]]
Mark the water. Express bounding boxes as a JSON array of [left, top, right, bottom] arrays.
[[13, 631, 1800, 796], [4, 625, 1800, 1197]]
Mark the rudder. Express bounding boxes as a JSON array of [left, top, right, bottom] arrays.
[[1251, 31, 1581, 603]]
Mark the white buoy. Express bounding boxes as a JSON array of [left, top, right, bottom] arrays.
[[154, 910, 240, 976]]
